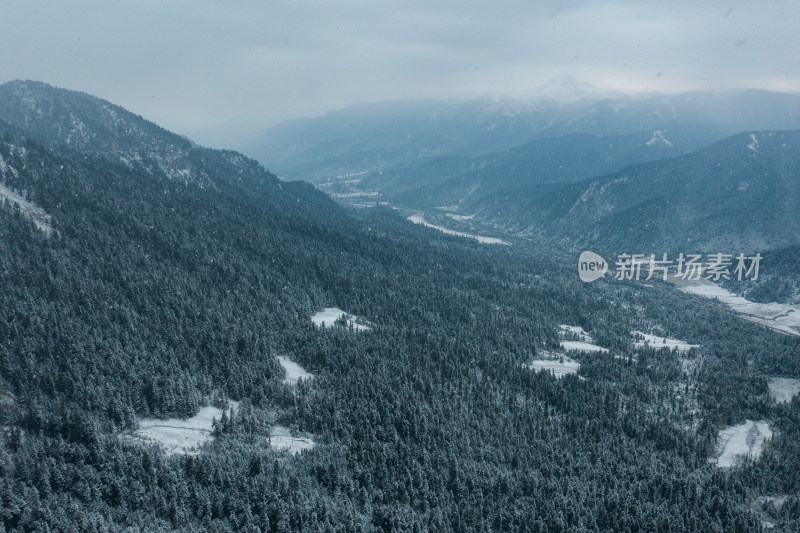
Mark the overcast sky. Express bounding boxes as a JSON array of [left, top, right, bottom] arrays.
[[1, 1, 798, 145]]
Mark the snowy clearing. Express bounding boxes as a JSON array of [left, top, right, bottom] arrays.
[[645, 130, 673, 147], [751, 495, 790, 529], [407, 214, 510, 245], [0, 181, 54, 235], [526, 357, 580, 378], [676, 280, 800, 336], [632, 331, 699, 352], [311, 307, 371, 331], [270, 425, 316, 455], [710, 420, 772, 468], [560, 340, 609, 353], [122, 401, 239, 456], [767, 377, 800, 404], [747, 133, 760, 152], [557, 325, 608, 352], [124, 402, 316, 456], [277, 356, 314, 385], [559, 325, 594, 342]]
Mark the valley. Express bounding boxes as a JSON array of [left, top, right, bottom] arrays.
[[1, 81, 800, 531], [4, 0, 800, 529]]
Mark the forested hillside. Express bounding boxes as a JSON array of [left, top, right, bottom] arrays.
[[358, 130, 687, 209], [465, 129, 800, 253], [1, 82, 800, 531]]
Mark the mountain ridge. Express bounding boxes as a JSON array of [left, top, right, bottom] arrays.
[[242, 88, 800, 184], [466, 128, 800, 253]]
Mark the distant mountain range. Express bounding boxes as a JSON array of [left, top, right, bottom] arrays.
[[242, 89, 800, 184], [242, 97, 590, 180]]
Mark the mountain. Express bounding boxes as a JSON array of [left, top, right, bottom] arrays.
[[0, 80, 227, 186], [519, 77, 624, 105], [538, 89, 800, 139], [360, 129, 692, 209], [469, 129, 800, 253], [242, 96, 592, 180], [0, 81, 192, 152], [0, 79, 392, 424], [722, 244, 800, 304], [242, 89, 800, 190]]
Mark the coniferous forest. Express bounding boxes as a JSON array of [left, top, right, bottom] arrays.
[[1, 82, 800, 532]]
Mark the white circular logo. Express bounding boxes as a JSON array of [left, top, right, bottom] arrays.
[[578, 251, 607, 282]]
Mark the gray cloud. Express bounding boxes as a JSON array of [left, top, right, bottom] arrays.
[[1, 0, 798, 144]]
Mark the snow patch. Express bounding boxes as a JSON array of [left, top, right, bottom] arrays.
[[558, 325, 608, 352], [277, 356, 314, 385], [0, 181, 54, 235], [311, 307, 371, 331], [747, 133, 759, 152], [558, 325, 593, 342], [526, 356, 580, 378], [0, 154, 19, 178], [710, 420, 772, 468], [122, 401, 239, 456], [632, 331, 699, 352], [767, 377, 800, 404], [751, 495, 790, 529], [0, 389, 14, 408], [270, 425, 316, 455], [676, 280, 800, 336], [67, 112, 91, 145], [408, 214, 510, 245], [645, 130, 674, 147], [560, 340, 609, 353]]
